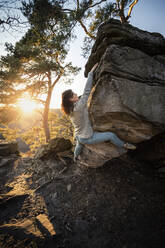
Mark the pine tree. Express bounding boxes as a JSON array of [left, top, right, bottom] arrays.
[[0, 26, 80, 142], [21, 0, 139, 57]]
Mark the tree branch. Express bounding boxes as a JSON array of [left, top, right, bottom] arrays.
[[88, 0, 107, 9], [78, 19, 96, 39], [47, 70, 52, 87], [126, 0, 138, 21], [119, 0, 126, 22], [34, 98, 45, 105], [76, 0, 80, 9], [116, 0, 120, 9], [52, 74, 61, 88], [62, 1, 106, 12]]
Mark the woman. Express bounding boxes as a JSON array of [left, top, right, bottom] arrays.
[[61, 63, 136, 162]]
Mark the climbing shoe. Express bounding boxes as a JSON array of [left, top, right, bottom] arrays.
[[123, 142, 136, 150]]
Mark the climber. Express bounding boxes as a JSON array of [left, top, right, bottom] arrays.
[[61, 63, 136, 162]]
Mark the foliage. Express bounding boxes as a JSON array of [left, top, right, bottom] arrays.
[[21, 0, 138, 58], [50, 112, 74, 142], [18, 110, 74, 153], [0, 126, 19, 142], [81, 1, 116, 57], [0, 106, 21, 124]]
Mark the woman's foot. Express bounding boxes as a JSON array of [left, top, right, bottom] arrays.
[[123, 142, 136, 150]]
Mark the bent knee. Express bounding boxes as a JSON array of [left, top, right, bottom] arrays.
[[107, 132, 116, 139]]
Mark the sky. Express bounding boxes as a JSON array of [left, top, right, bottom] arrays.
[[0, 0, 165, 109]]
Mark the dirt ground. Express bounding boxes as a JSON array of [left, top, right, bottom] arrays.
[[0, 153, 165, 248]]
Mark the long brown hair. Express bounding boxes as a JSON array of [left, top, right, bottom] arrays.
[[61, 89, 74, 115]]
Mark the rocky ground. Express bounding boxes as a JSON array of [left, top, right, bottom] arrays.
[[0, 150, 165, 248]]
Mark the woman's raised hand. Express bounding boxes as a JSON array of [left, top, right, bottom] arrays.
[[90, 63, 98, 72]]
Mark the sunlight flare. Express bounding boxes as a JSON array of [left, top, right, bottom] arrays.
[[16, 95, 39, 113]]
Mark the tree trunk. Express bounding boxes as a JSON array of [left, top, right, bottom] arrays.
[[119, 0, 127, 23], [43, 87, 52, 143]]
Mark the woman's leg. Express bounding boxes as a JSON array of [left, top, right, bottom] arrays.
[[79, 131, 125, 148], [74, 140, 83, 161]]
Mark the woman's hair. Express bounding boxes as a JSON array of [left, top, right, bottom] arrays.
[[61, 89, 74, 115]]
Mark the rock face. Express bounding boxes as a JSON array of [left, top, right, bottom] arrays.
[[85, 19, 165, 76], [79, 19, 165, 167]]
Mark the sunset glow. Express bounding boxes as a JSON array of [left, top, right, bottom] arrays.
[[17, 95, 39, 113]]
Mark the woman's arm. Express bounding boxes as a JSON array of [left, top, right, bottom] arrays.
[[83, 71, 93, 96], [74, 63, 98, 110], [83, 63, 98, 96]]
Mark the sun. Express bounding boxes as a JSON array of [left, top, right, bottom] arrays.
[[17, 96, 39, 113]]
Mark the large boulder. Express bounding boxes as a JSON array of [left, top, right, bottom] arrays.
[[0, 141, 19, 156], [35, 137, 72, 160], [79, 19, 165, 168]]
